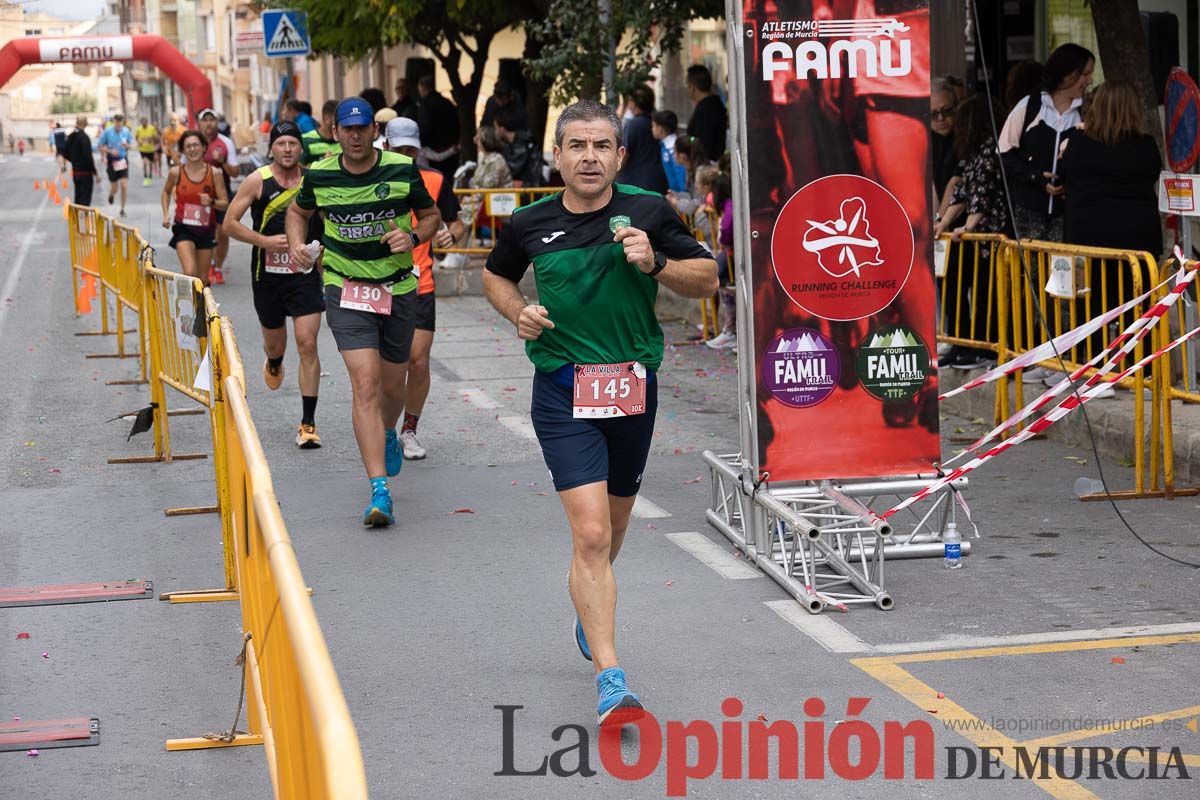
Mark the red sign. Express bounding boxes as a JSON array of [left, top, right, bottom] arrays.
[[572, 362, 647, 418], [1166, 67, 1200, 173], [771, 174, 914, 321], [740, 0, 939, 481]]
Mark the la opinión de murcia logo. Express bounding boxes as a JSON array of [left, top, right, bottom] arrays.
[[494, 697, 1193, 798], [760, 18, 913, 81], [802, 197, 882, 279]]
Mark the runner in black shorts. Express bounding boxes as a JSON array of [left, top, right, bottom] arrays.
[[287, 97, 441, 528], [224, 121, 326, 448], [483, 100, 717, 726]]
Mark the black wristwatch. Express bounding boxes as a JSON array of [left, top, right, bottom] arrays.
[[648, 250, 668, 277], [410, 231, 421, 247]]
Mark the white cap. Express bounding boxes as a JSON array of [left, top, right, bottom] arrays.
[[385, 117, 421, 150]]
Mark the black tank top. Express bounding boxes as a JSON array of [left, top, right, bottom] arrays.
[[250, 164, 320, 277]]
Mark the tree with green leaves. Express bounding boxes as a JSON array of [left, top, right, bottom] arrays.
[[524, 0, 722, 108], [50, 93, 96, 114], [285, 0, 525, 155]]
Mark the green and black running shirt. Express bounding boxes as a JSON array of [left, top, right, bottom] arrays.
[[301, 129, 341, 165], [295, 149, 434, 296], [250, 165, 322, 280], [485, 183, 712, 373]]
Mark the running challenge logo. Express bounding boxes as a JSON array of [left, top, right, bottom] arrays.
[[759, 17, 913, 81], [771, 174, 914, 321]]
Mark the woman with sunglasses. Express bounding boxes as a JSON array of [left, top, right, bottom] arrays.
[[161, 130, 229, 286]]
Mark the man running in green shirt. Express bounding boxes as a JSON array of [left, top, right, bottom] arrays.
[[484, 100, 717, 725], [287, 97, 441, 527], [302, 99, 341, 165]]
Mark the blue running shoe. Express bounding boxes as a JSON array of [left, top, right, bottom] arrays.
[[596, 667, 644, 726], [384, 428, 404, 477], [362, 488, 394, 527], [574, 618, 592, 662]]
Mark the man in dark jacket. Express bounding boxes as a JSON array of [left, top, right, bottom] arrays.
[[685, 64, 727, 163], [496, 115, 544, 186], [615, 85, 668, 194], [391, 77, 418, 120], [63, 116, 96, 206], [481, 80, 529, 132], [416, 75, 461, 177]]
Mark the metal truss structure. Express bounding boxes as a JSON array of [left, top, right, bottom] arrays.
[[704, 452, 973, 613]]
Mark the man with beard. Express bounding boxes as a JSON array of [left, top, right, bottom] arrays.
[[224, 121, 326, 448]]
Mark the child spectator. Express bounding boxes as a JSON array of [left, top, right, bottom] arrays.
[[652, 110, 688, 193]]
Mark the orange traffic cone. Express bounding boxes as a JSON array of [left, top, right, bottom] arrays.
[[78, 274, 96, 314], [33, 180, 40, 190], [61, 178, 68, 189]]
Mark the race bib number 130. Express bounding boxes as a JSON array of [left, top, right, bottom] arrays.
[[573, 361, 647, 418], [340, 279, 392, 315]]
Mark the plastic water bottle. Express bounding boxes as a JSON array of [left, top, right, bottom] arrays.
[[943, 522, 962, 569]]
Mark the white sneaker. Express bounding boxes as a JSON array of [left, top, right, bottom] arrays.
[[400, 429, 427, 459], [1021, 366, 1054, 384], [705, 331, 736, 350]]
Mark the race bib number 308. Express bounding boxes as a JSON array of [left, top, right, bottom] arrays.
[[340, 279, 392, 315], [573, 361, 647, 418]]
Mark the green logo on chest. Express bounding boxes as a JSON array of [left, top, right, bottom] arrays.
[[608, 214, 631, 233], [375, 184, 391, 200]]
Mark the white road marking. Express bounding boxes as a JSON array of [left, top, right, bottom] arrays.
[[0, 190, 50, 340], [632, 495, 672, 519], [667, 532, 763, 580], [763, 602, 1200, 655], [764, 600, 872, 653], [872, 621, 1200, 655], [497, 415, 536, 440], [460, 387, 499, 409]]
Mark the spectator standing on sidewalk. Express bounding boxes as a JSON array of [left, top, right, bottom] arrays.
[[416, 75, 462, 177], [616, 85, 668, 194], [685, 64, 727, 163], [1058, 80, 1162, 372], [936, 93, 1012, 371], [651, 110, 687, 193], [998, 43, 1094, 242]]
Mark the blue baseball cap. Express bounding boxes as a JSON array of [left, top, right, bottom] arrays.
[[336, 97, 374, 127]]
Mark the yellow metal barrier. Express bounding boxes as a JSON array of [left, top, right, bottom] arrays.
[[160, 291, 243, 603], [65, 208, 369, 796], [108, 261, 210, 464], [441, 186, 562, 255], [1003, 240, 1167, 499], [936, 233, 1010, 357], [166, 369, 369, 800], [1164, 254, 1200, 405]]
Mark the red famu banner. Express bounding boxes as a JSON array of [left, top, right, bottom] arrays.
[[737, 0, 939, 480]]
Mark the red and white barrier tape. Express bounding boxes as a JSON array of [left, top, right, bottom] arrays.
[[943, 263, 1197, 466], [886, 320, 1200, 519], [939, 260, 1193, 400]]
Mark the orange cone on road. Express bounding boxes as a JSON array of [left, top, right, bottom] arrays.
[[78, 274, 96, 314], [33, 180, 40, 190]]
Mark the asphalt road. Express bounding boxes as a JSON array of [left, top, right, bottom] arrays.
[[1, 154, 1198, 800]]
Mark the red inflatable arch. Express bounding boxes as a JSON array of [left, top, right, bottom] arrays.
[[0, 34, 213, 124]]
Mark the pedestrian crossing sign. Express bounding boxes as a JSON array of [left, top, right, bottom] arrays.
[[262, 10, 310, 58]]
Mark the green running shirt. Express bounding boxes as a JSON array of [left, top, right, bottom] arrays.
[[485, 183, 712, 372], [301, 129, 341, 165], [295, 149, 434, 296]]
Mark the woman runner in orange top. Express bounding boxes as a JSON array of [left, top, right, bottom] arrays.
[[161, 130, 228, 286]]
